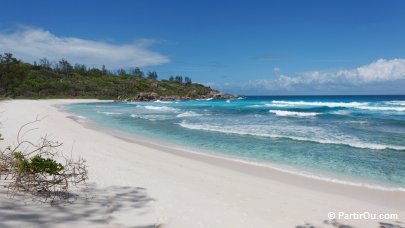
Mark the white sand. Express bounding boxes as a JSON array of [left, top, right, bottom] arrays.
[[0, 99, 404, 228]]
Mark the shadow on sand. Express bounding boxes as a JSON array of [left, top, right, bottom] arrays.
[[0, 184, 161, 228], [296, 219, 405, 228]]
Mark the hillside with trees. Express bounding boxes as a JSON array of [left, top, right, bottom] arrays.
[[0, 53, 232, 100]]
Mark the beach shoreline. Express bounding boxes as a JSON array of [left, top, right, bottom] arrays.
[[0, 99, 404, 227], [76, 111, 405, 194]]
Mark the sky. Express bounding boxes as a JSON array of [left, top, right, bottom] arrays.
[[1, 0, 405, 95]]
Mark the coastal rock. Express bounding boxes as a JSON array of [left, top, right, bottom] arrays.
[[207, 91, 239, 99], [133, 92, 159, 101], [124, 91, 239, 102]]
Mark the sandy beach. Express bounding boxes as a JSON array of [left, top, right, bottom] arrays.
[[0, 99, 404, 228]]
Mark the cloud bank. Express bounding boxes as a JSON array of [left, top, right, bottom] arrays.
[[277, 58, 405, 87], [0, 27, 170, 69], [216, 59, 405, 95]]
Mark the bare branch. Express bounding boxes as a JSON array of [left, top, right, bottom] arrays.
[[0, 119, 88, 204]]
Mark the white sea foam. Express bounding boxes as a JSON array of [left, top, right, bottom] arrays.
[[196, 98, 214, 101], [247, 104, 264, 108], [130, 114, 157, 121], [265, 103, 294, 107], [178, 122, 405, 151], [154, 100, 173, 103], [130, 113, 171, 121], [142, 105, 178, 111], [249, 162, 405, 192], [126, 102, 141, 105], [346, 120, 368, 125], [331, 110, 352, 115], [271, 100, 368, 108], [178, 122, 277, 138], [166, 143, 405, 192], [356, 106, 405, 112], [384, 101, 405, 106], [226, 100, 231, 103], [269, 110, 320, 117], [176, 111, 203, 118], [97, 111, 122, 115], [270, 100, 405, 112]]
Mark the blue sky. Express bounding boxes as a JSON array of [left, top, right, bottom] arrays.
[[1, 0, 405, 95]]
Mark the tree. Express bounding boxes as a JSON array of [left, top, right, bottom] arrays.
[[87, 67, 103, 77], [0, 52, 218, 99], [32, 61, 41, 71], [117, 68, 127, 76], [147, 71, 158, 80], [74, 64, 87, 75], [39, 58, 51, 69], [184, 76, 192, 85], [0, 53, 28, 96], [57, 59, 73, 77], [101, 65, 108, 75], [131, 67, 144, 77], [175, 75, 183, 84]]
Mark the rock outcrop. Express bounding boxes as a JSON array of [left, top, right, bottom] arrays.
[[123, 91, 238, 102]]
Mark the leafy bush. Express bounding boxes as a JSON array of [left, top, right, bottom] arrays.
[[14, 152, 64, 175], [0, 121, 88, 203]]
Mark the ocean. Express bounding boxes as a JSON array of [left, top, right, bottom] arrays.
[[67, 95, 405, 190]]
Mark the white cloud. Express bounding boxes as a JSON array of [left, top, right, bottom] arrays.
[[216, 59, 405, 94], [277, 58, 405, 88], [0, 27, 170, 69]]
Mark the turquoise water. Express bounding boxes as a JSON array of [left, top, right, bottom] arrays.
[[67, 95, 405, 188]]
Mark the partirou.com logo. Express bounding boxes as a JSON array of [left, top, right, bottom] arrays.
[[328, 211, 399, 220]]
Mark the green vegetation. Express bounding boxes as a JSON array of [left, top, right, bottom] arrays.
[[0, 124, 88, 202], [13, 152, 64, 176], [0, 53, 217, 99]]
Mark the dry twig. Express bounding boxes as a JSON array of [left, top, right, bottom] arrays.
[[0, 119, 88, 203]]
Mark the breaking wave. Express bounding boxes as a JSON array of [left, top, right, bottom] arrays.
[[176, 111, 203, 118], [269, 110, 320, 117], [142, 105, 178, 111], [97, 111, 122, 115], [178, 122, 405, 151], [269, 100, 405, 112], [270, 101, 368, 108]]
